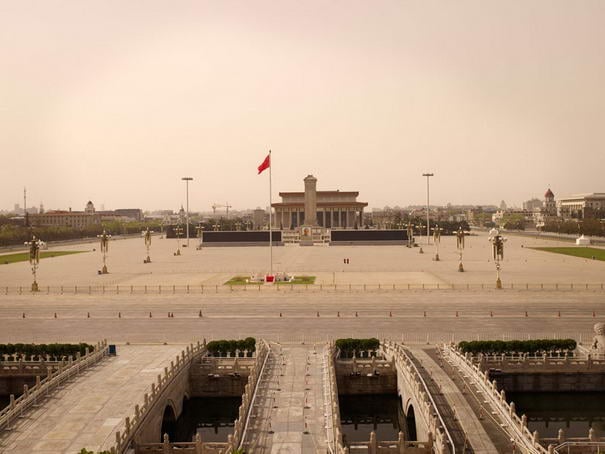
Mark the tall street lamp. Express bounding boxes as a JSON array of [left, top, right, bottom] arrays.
[[422, 173, 434, 245], [182, 177, 193, 247]]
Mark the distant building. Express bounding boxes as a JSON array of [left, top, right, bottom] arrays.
[[29, 201, 142, 228], [272, 175, 368, 229], [29, 210, 101, 229], [543, 188, 557, 216], [557, 193, 605, 219], [523, 198, 543, 211]]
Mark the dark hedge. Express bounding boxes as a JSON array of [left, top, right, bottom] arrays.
[[0, 343, 95, 358], [457, 339, 577, 355], [335, 338, 380, 356], [206, 338, 256, 356]]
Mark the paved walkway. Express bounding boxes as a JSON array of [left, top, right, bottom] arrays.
[[0, 345, 183, 454], [411, 348, 498, 453], [242, 342, 327, 453]]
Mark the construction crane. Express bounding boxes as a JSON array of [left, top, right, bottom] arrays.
[[212, 203, 232, 218]]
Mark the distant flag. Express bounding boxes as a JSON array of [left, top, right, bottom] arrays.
[[258, 153, 271, 174]]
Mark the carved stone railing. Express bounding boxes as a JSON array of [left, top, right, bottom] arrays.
[[468, 351, 605, 371], [441, 344, 550, 454], [0, 340, 109, 431], [348, 431, 433, 453], [324, 342, 345, 453], [381, 340, 448, 454]]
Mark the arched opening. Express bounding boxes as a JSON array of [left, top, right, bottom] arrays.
[[160, 404, 177, 442], [406, 404, 417, 441]]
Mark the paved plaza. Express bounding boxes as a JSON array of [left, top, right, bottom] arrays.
[[2, 231, 605, 289]]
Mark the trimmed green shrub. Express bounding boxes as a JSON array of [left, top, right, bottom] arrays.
[[206, 338, 256, 356], [335, 338, 380, 357], [0, 343, 95, 358], [458, 339, 576, 355]]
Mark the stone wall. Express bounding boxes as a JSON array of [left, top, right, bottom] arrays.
[[490, 370, 605, 392]]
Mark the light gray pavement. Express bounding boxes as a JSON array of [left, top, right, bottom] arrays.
[[0, 345, 183, 454], [411, 347, 496, 453], [2, 231, 605, 288], [242, 343, 327, 453], [0, 291, 602, 345]]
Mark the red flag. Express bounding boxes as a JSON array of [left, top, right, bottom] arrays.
[[257, 153, 270, 174]]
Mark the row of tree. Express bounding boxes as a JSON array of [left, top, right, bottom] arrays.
[[335, 338, 380, 357], [0, 342, 95, 357], [205, 337, 256, 356], [0, 218, 162, 247], [458, 339, 577, 355], [542, 219, 605, 237]]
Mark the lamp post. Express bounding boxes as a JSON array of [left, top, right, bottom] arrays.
[[489, 229, 506, 289], [181, 177, 193, 247], [196, 223, 205, 250], [213, 223, 220, 231], [456, 227, 467, 272], [143, 227, 153, 263], [422, 173, 434, 245], [416, 223, 425, 253], [97, 230, 111, 274], [431, 224, 443, 261], [174, 224, 183, 256], [25, 235, 42, 292], [406, 222, 415, 248]]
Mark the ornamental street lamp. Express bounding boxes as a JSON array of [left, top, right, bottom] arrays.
[[406, 222, 415, 248], [196, 223, 204, 250], [97, 230, 111, 274], [489, 229, 507, 289], [181, 177, 193, 247], [416, 223, 425, 254], [212, 223, 220, 231], [143, 227, 153, 263], [456, 227, 469, 272], [431, 225, 443, 261], [174, 224, 183, 256], [25, 235, 42, 292]]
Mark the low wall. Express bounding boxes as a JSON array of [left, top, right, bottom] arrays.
[[201, 231, 283, 247], [331, 230, 407, 245], [490, 371, 605, 392], [335, 358, 397, 395]]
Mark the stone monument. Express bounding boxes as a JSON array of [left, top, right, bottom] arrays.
[[301, 175, 318, 246]]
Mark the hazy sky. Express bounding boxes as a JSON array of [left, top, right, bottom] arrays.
[[2, 1, 605, 212]]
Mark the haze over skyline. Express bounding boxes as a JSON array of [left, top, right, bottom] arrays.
[[2, 1, 605, 212]]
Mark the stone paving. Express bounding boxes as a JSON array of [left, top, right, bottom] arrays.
[[2, 231, 605, 288], [0, 345, 183, 454]]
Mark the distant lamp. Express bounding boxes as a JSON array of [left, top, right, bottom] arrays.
[[97, 230, 111, 274], [431, 225, 443, 261], [25, 235, 42, 292], [174, 224, 183, 256], [489, 229, 507, 289], [456, 227, 470, 272], [143, 227, 154, 263]]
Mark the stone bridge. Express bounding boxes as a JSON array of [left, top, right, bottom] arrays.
[[107, 342, 268, 454]]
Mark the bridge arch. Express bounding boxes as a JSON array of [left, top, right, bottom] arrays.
[[160, 401, 178, 441]]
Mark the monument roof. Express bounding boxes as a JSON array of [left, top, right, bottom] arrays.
[[544, 188, 554, 198]]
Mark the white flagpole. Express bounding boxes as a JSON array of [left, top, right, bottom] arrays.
[[268, 150, 273, 276]]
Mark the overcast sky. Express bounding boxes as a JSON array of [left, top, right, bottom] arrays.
[[1, 1, 604, 212]]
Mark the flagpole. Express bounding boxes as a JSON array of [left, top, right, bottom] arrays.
[[268, 150, 273, 276]]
